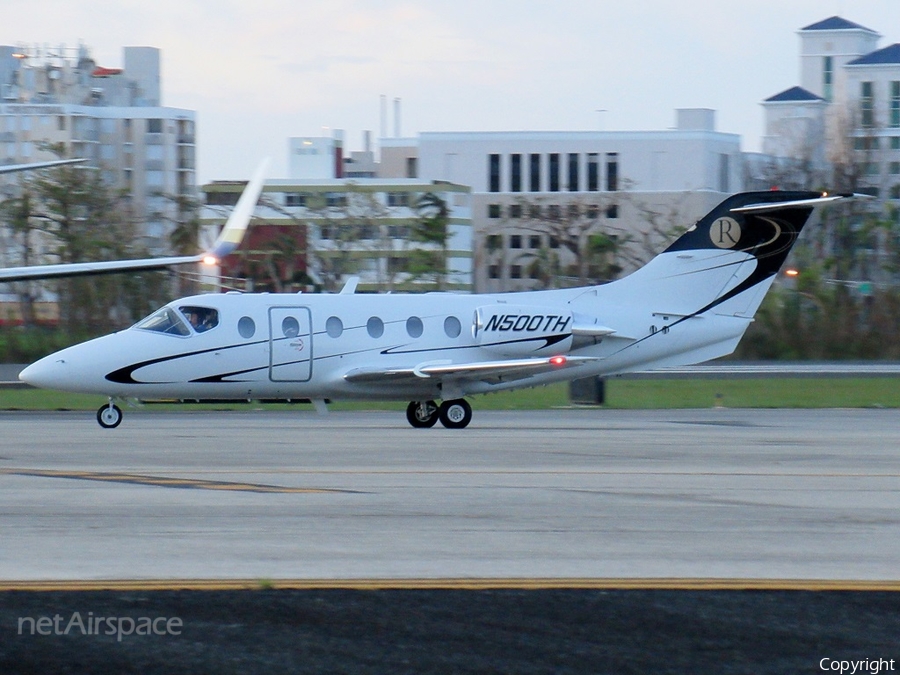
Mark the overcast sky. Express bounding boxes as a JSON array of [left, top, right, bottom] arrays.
[[5, 0, 900, 183]]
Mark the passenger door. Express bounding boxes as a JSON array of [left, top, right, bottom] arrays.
[[268, 306, 312, 382]]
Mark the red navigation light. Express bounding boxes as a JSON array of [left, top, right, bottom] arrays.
[[549, 356, 567, 366]]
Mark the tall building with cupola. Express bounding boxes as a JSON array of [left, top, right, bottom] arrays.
[[761, 16, 900, 199]]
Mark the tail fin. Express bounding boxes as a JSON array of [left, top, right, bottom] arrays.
[[663, 190, 842, 273], [603, 191, 849, 320]]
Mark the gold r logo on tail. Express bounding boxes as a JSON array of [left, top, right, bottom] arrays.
[[710, 217, 742, 249]]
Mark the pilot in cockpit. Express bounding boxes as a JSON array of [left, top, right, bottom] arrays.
[[182, 306, 218, 333]]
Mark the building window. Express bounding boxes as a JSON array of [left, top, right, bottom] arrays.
[[586, 204, 600, 219], [891, 185, 900, 200], [568, 153, 579, 192], [488, 204, 502, 218], [587, 153, 599, 191], [861, 82, 875, 128], [510, 235, 522, 249], [607, 204, 619, 219], [406, 157, 418, 178], [509, 203, 523, 219], [147, 118, 163, 134], [486, 234, 502, 252], [823, 56, 833, 102], [549, 236, 560, 249], [567, 204, 580, 219], [528, 235, 541, 249], [891, 82, 900, 128], [606, 153, 619, 191], [326, 192, 347, 207], [285, 193, 307, 207], [529, 203, 542, 219], [549, 153, 560, 192], [547, 204, 560, 220], [510, 154, 522, 192], [510, 265, 522, 279], [890, 161, 900, 175], [488, 264, 500, 279], [892, 137, 900, 150], [386, 192, 410, 206], [489, 153, 501, 192], [529, 153, 541, 192]]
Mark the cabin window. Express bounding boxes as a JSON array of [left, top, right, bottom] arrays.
[[406, 316, 424, 338], [238, 316, 256, 339], [136, 307, 190, 337], [444, 316, 461, 338], [367, 316, 384, 338], [282, 316, 300, 338], [326, 316, 343, 338], [179, 306, 219, 333]]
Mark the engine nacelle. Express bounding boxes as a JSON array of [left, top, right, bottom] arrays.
[[473, 305, 574, 356]]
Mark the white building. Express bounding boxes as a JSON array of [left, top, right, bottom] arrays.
[[0, 44, 196, 256], [762, 16, 900, 199], [412, 109, 742, 290]]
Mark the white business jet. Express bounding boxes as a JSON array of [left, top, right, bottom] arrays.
[[19, 176, 850, 429]]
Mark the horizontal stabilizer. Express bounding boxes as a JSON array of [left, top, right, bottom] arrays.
[[730, 193, 851, 213]]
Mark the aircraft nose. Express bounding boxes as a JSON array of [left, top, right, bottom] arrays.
[[19, 357, 71, 390]]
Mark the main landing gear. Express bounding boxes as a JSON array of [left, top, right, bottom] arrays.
[[97, 399, 123, 429], [406, 399, 472, 429]]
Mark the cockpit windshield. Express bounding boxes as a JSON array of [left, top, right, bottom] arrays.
[[135, 307, 191, 336], [135, 305, 220, 337], [179, 306, 219, 333]]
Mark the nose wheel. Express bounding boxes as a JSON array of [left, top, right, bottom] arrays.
[[97, 401, 123, 429]]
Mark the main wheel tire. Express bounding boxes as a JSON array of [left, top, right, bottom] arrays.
[[406, 400, 439, 428], [97, 404, 123, 429], [439, 399, 472, 429]]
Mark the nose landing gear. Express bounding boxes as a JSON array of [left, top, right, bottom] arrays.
[[97, 400, 123, 429]]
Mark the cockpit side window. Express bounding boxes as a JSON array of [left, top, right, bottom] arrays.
[[179, 306, 219, 333], [135, 307, 191, 337]]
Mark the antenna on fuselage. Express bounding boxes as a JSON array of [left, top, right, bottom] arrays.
[[339, 276, 360, 294]]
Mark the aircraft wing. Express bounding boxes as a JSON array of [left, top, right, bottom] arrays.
[[344, 354, 599, 387], [0, 158, 87, 174], [0, 158, 269, 283]]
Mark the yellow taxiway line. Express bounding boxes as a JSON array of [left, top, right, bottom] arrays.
[[2, 579, 900, 592]]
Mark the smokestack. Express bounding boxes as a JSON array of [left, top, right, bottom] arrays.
[[394, 97, 401, 138], [380, 94, 387, 139], [363, 130, 371, 153]]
